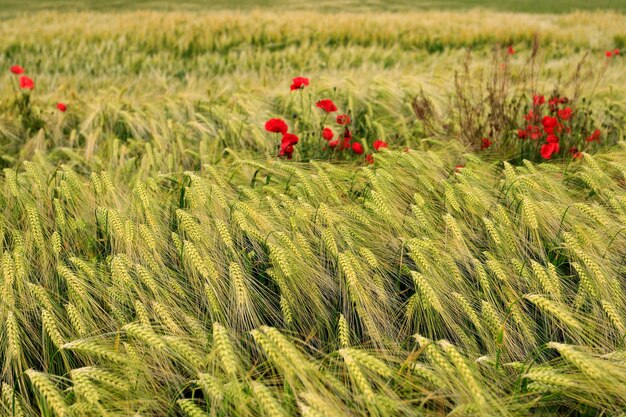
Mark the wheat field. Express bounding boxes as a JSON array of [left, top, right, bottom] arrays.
[[1, 6, 626, 417]]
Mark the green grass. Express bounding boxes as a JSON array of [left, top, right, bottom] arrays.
[[0, 7, 625, 417]]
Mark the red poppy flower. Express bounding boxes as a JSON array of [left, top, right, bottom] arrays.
[[351, 142, 364, 154], [455, 165, 464, 172], [10, 65, 24, 74], [290, 77, 309, 91], [546, 134, 559, 144], [328, 140, 339, 149], [342, 136, 352, 150], [316, 99, 337, 113], [569, 147, 583, 160], [533, 95, 545, 106], [265, 118, 288, 134], [614, 49, 620, 55], [19, 76, 34, 90], [542, 116, 559, 134], [282, 133, 299, 145], [527, 125, 542, 140], [606, 51, 613, 58], [586, 129, 601, 142], [548, 98, 559, 110], [517, 129, 527, 139], [336, 114, 351, 125], [343, 128, 352, 141], [542, 116, 558, 129], [373, 140, 388, 151], [557, 107, 572, 120], [480, 137, 492, 149], [279, 142, 294, 158], [524, 110, 535, 121], [366, 154, 374, 164], [540, 142, 560, 159], [56, 102, 67, 112], [507, 46, 515, 55], [322, 128, 334, 141]]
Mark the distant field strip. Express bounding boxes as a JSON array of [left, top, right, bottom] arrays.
[[1, 11, 624, 161], [1, 0, 626, 13]]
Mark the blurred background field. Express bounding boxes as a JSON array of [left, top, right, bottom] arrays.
[[1, 8, 625, 166]]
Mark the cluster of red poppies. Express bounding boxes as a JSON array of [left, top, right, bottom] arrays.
[[606, 49, 621, 58], [515, 94, 601, 159], [264, 118, 298, 158], [10, 65, 35, 89], [9, 65, 67, 112], [315, 102, 355, 152], [264, 77, 388, 162], [314, 97, 389, 162]]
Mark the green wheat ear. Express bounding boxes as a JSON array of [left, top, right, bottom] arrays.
[[178, 399, 210, 417], [1, 382, 25, 417], [250, 380, 288, 417], [338, 313, 351, 348], [213, 322, 241, 377], [26, 370, 70, 417]]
